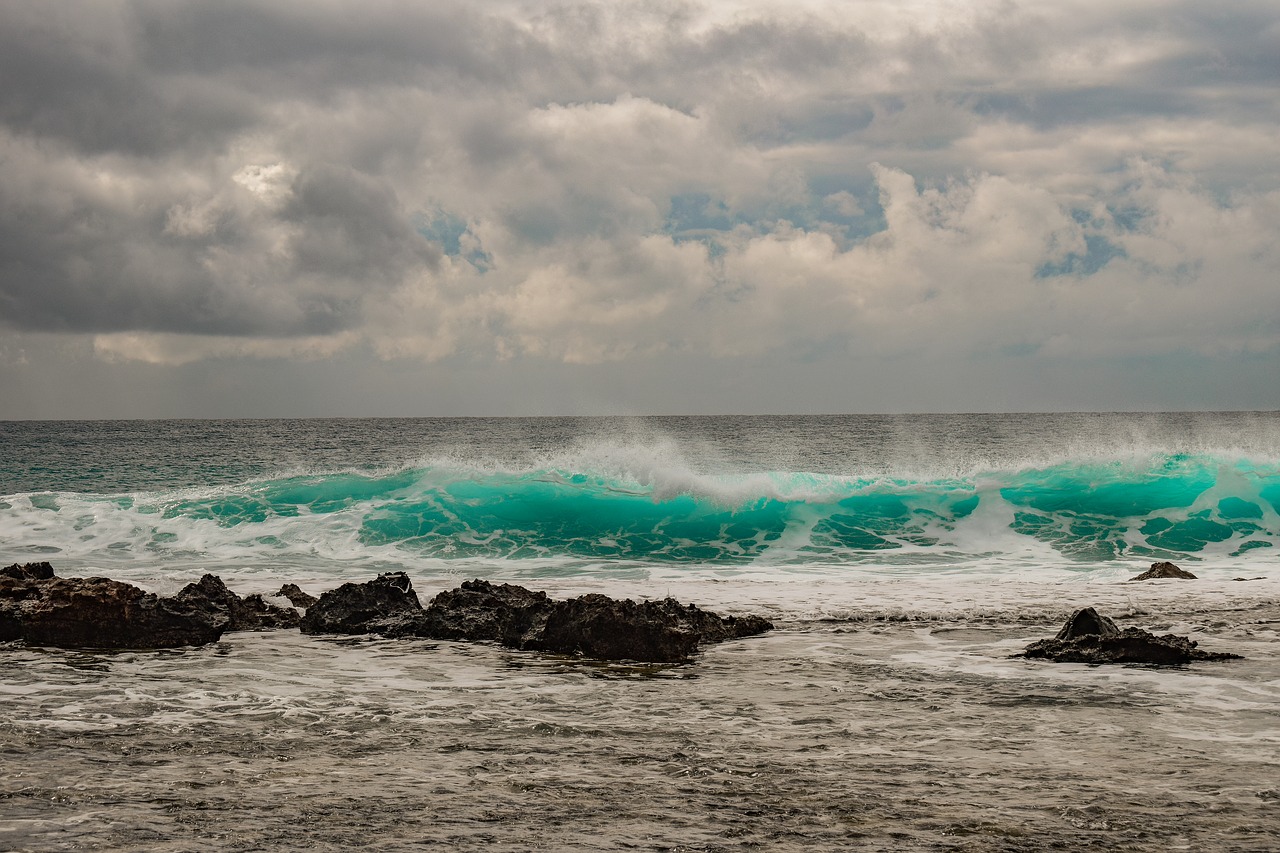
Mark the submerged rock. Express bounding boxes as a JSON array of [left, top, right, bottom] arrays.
[[1021, 607, 1239, 665], [0, 574, 225, 648], [1129, 561, 1197, 581], [299, 572, 423, 635], [275, 583, 319, 608], [176, 574, 300, 631]]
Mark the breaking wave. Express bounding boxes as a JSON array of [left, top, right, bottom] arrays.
[[2, 447, 1277, 573]]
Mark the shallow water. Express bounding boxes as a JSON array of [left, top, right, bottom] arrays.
[[3, 578, 1279, 852]]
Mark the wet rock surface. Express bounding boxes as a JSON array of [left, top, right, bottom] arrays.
[[306, 576, 774, 663], [1, 565, 304, 648], [1, 573, 225, 649], [1022, 607, 1241, 665], [387, 579, 555, 645], [1054, 606, 1120, 640], [275, 583, 319, 608], [531, 594, 701, 662], [4, 565, 770, 661], [532, 594, 775, 662], [1130, 561, 1198, 581], [1, 561, 55, 581], [177, 574, 301, 631], [299, 572, 423, 635]]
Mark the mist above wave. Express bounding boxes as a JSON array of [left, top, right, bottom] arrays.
[[2, 440, 1276, 574]]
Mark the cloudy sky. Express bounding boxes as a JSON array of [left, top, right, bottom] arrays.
[[1, 0, 1278, 417]]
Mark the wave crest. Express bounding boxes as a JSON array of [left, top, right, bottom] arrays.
[[2, 449, 1277, 570]]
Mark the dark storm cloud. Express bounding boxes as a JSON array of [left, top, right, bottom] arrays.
[[0, 4, 258, 157], [0, 146, 436, 336]]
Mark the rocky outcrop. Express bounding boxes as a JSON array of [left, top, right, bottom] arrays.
[[531, 594, 700, 662], [531, 594, 775, 663], [1, 566, 305, 648], [1021, 607, 1239, 665], [303, 576, 774, 663], [1, 562, 55, 581], [275, 583, 319, 608], [386, 579, 554, 645], [299, 572, 423, 635], [1, 574, 225, 648], [3, 564, 773, 662], [1130, 561, 1197, 581], [176, 574, 300, 631], [1053, 606, 1120, 641]]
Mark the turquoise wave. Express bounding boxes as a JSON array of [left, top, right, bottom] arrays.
[[106, 452, 1277, 564]]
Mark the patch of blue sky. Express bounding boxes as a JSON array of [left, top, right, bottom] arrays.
[[663, 178, 885, 252], [1036, 234, 1127, 278], [665, 193, 734, 234], [413, 209, 492, 270], [1106, 205, 1149, 232]]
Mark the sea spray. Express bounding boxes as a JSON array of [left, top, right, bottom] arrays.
[[3, 448, 1275, 573]]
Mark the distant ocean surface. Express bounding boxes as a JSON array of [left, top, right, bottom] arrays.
[[4, 414, 1280, 851]]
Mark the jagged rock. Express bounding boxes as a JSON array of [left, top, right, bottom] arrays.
[[299, 572, 423, 635], [1021, 607, 1239, 665], [1055, 606, 1119, 641], [639, 597, 774, 644], [531, 594, 773, 662], [241, 594, 301, 628], [1130, 561, 1197, 581], [275, 583, 319, 608], [175, 574, 300, 631], [385, 579, 554, 644], [0, 575, 225, 648], [327, 576, 774, 663], [1, 562, 55, 581], [530, 594, 701, 662]]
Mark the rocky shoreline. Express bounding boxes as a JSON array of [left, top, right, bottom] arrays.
[[0, 562, 772, 663], [1, 560, 1248, 666]]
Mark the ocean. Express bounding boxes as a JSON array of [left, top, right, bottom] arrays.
[[2, 413, 1279, 851]]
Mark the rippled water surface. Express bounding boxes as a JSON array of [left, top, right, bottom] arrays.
[[4, 581, 1279, 852]]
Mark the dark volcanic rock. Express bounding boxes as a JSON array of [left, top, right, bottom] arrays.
[[176, 574, 300, 631], [532, 594, 773, 662], [300, 572, 423, 635], [1, 562, 55, 581], [531, 594, 701, 662], [1021, 607, 1239, 665], [384, 578, 774, 663], [296, 574, 773, 661], [275, 583, 319, 608], [1055, 606, 1119, 641], [1130, 561, 1197, 581], [389, 579, 554, 644], [0, 575, 225, 648], [241, 594, 301, 629]]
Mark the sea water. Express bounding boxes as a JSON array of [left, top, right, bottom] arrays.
[[2, 414, 1279, 851]]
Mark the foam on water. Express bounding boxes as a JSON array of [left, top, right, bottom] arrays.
[[2, 443, 1276, 587]]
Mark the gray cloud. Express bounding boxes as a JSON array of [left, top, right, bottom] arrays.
[[1, 0, 1278, 414]]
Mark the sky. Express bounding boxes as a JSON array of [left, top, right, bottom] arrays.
[[1, 0, 1278, 418]]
